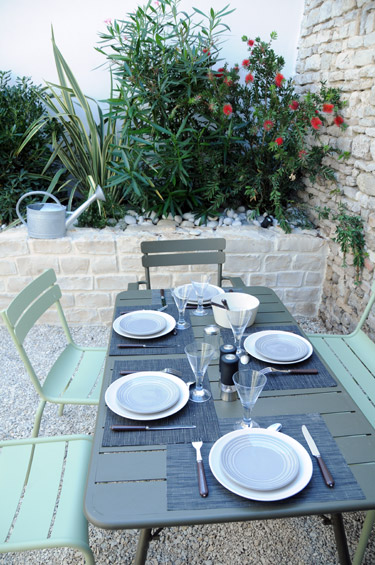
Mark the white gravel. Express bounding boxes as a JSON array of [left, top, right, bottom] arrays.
[[0, 319, 374, 564]]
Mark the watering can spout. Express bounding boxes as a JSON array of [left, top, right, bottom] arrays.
[[65, 185, 106, 229]]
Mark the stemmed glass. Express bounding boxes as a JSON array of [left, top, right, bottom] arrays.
[[172, 285, 193, 330], [225, 307, 253, 356], [190, 274, 211, 316], [184, 341, 215, 402], [232, 369, 267, 429]]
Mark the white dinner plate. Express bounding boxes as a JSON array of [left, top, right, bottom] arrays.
[[105, 371, 190, 421], [209, 428, 313, 501], [254, 333, 310, 362], [116, 374, 180, 414], [220, 431, 300, 491], [244, 331, 313, 364], [113, 310, 176, 340], [187, 284, 225, 304], [119, 311, 167, 336]]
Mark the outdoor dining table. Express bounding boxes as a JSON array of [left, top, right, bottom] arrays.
[[84, 286, 375, 565]]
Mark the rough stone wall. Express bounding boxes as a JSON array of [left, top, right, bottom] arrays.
[[0, 225, 327, 325], [295, 0, 375, 337]]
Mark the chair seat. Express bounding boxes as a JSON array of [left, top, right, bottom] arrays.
[[42, 345, 106, 404], [0, 435, 94, 563]]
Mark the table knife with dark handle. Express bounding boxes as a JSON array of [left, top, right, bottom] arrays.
[[302, 425, 335, 488], [111, 425, 196, 431], [117, 344, 180, 349]]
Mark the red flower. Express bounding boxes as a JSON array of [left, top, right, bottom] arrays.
[[323, 103, 334, 113], [275, 137, 283, 146], [245, 72, 254, 83], [247, 39, 254, 46], [202, 48, 210, 55], [311, 117, 322, 130], [334, 115, 344, 126], [263, 120, 274, 131], [289, 100, 299, 110], [223, 103, 233, 116], [242, 59, 250, 67], [216, 67, 225, 78], [275, 73, 284, 87], [299, 150, 307, 158], [224, 76, 233, 86]]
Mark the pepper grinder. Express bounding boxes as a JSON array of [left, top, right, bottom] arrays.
[[220, 353, 238, 401]]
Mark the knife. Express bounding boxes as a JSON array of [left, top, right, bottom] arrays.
[[111, 425, 196, 431], [160, 289, 167, 308], [302, 425, 335, 488], [117, 344, 180, 349]]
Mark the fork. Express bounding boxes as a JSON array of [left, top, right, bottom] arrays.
[[192, 440, 208, 497], [262, 366, 318, 375]]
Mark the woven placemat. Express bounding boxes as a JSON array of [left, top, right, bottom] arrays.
[[102, 357, 221, 446], [109, 304, 194, 356], [167, 413, 364, 510], [220, 325, 337, 390]]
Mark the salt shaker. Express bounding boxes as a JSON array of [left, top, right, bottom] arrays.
[[220, 353, 238, 401], [203, 325, 220, 360]]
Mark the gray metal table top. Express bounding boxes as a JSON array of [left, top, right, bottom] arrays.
[[84, 286, 375, 531]]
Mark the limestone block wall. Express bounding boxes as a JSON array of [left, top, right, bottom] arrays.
[[0, 225, 327, 325], [295, 0, 375, 335]]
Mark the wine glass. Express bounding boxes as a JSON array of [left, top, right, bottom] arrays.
[[190, 274, 211, 316], [184, 341, 215, 402], [225, 307, 253, 356], [232, 369, 267, 429], [172, 284, 193, 330]]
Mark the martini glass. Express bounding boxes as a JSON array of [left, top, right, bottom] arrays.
[[232, 369, 267, 429], [190, 274, 211, 316], [225, 307, 253, 356], [172, 284, 193, 330], [184, 341, 215, 402]]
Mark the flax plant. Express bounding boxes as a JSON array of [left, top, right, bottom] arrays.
[[17, 29, 117, 214]]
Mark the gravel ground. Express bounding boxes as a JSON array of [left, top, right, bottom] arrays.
[[0, 318, 374, 565]]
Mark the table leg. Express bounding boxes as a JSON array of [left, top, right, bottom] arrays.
[[134, 528, 153, 565], [331, 513, 352, 565]]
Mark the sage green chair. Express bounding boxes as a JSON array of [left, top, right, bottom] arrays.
[[132, 238, 245, 289], [0, 434, 94, 563], [1, 269, 106, 437], [307, 281, 375, 565]]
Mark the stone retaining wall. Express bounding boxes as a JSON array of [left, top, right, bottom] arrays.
[[0, 225, 327, 325], [295, 0, 375, 335]]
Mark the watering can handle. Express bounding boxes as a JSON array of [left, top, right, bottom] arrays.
[[16, 191, 62, 227]]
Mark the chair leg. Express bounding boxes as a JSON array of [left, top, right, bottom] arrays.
[[32, 399, 46, 437], [352, 511, 375, 565]]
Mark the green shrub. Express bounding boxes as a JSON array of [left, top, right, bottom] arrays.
[[0, 71, 60, 225], [98, 1, 348, 229]]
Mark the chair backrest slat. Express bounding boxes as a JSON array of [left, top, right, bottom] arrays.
[[13, 285, 62, 344], [140, 238, 226, 288], [142, 251, 225, 268], [6, 269, 57, 326]]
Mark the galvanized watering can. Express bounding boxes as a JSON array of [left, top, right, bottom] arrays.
[[16, 185, 106, 239]]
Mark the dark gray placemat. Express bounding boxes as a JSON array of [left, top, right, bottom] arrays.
[[220, 325, 337, 390], [167, 413, 365, 510], [102, 357, 221, 446], [109, 304, 194, 356]]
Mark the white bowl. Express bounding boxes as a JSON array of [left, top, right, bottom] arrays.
[[211, 292, 260, 329]]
